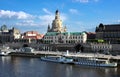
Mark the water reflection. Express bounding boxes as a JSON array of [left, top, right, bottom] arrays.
[[1, 56, 11, 64], [0, 56, 120, 77], [66, 65, 73, 77]]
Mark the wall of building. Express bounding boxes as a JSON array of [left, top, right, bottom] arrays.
[[96, 23, 120, 44], [43, 32, 87, 44]]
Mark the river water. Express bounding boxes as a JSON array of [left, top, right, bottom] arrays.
[[0, 56, 120, 77]]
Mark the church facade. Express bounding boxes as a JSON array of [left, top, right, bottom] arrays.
[[47, 10, 67, 32]]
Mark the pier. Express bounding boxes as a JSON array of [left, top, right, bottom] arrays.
[[10, 50, 120, 60]]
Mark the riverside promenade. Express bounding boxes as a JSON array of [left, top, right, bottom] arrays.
[[36, 51, 120, 60], [10, 50, 120, 60], [31, 51, 120, 59]]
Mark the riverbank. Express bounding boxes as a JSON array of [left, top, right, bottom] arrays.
[[5, 43, 120, 54], [8, 51, 120, 65]]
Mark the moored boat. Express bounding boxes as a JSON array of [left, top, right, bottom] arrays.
[[41, 50, 117, 67], [41, 55, 74, 64], [0, 46, 11, 56], [0, 51, 10, 56], [68, 55, 117, 67], [63, 50, 117, 67]]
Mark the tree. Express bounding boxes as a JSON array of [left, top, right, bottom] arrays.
[[74, 43, 83, 52], [23, 44, 29, 47]]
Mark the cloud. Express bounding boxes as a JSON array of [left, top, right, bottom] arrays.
[[39, 8, 67, 26], [69, 9, 79, 14], [73, 0, 99, 3], [39, 15, 54, 25], [42, 8, 52, 15], [16, 20, 39, 26], [74, 0, 89, 3], [39, 14, 67, 26], [94, 0, 99, 2], [0, 10, 33, 19], [0, 9, 68, 34], [15, 8, 67, 28], [117, 20, 120, 23]]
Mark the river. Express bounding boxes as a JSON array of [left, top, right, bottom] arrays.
[[0, 56, 120, 77]]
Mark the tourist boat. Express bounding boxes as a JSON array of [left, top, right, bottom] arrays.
[[41, 50, 74, 64], [41, 55, 74, 64], [0, 51, 10, 56], [41, 50, 117, 67], [63, 50, 117, 67], [0, 46, 11, 56], [71, 56, 117, 67]]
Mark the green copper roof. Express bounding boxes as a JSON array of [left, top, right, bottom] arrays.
[[45, 32, 86, 36], [45, 32, 58, 36]]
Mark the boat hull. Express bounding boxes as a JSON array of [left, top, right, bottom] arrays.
[[74, 62, 117, 67], [0, 52, 9, 56], [41, 56, 74, 64], [41, 57, 61, 63]]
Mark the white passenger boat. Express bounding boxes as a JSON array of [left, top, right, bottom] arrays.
[[0, 46, 11, 56], [0, 51, 10, 56], [41, 50, 117, 67], [41, 55, 74, 64], [41, 50, 74, 64], [72, 56, 117, 67], [63, 50, 117, 67]]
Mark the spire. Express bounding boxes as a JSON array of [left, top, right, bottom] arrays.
[[47, 24, 51, 32], [56, 9, 59, 14], [63, 26, 67, 32], [55, 9, 60, 19]]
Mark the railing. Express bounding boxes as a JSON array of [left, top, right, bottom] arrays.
[[31, 51, 120, 60]]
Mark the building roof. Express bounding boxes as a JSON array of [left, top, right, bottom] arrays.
[[104, 24, 120, 31], [45, 32, 86, 36], [25, 31, 39, 34], [96, 23, 120, 32]]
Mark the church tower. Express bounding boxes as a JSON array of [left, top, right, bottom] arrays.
[[47, 10, 67, 32], [47, 24, 51, 32]]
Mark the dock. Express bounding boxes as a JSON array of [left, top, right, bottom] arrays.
[[9, 50, 120, 64], [9, 50, 120, 59]]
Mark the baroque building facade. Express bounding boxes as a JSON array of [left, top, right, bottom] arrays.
[[0, 25, 21, 43], [43, 10, 87, 44], [96, 23, 120, 44], [43, 32, 87, 44], [47, 10, 67, 32], [14, 31, 44, 44], [21, 31, 43, 40]]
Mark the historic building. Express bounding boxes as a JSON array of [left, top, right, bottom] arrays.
[[15, 31, 44, 43], [21, 31, 43, 39], [47, 10, 67, 32], [43, 32, 87, 44], [86, 32, 96, 42], [90, 43, 112, 53], [43, 10, 87, 44], [0, 25, 21, 43], [96, 23, 120, 44]]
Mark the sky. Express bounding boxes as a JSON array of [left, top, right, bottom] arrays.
[[0, 0, 120, 34]]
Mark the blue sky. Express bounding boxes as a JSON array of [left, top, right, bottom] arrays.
[[0, 0, 120, 34]]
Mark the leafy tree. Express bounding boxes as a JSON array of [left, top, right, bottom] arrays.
[[74, 43, 84, 52], [23, 44, 29, 47]]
